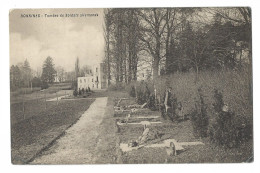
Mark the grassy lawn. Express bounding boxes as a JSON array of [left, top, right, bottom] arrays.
[[11, 96, 94, 164], [10, 83, 72, 104]]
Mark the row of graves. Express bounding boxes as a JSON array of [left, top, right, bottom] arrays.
[[113, 96, 205, 163]]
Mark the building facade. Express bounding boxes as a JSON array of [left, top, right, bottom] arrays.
[[77, 63, 107, 90]]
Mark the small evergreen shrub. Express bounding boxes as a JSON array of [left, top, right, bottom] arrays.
[[209, 89, 252, 148], [147, 94, 157, 111], [190, 88, 209, 138], [73, 88, 78, 97], [129, 85, 136, 97], [78, 88, 82, 96]]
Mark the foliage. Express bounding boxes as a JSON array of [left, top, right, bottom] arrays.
[[78, 88, 82, 95], [10, 59, 33, 90], [154, 69, 252, 147], [22, 59, 32, 87], [129, 85, 136, 97], [31, 77, 42, 88], [103, 8, 251, 84], [41, 56, 56, 83], [55, 66, 65, 82], [81, 88, 85, 95], [10, 65, 22, 90], [190, 88, 209, 138], [73, 88, 78, 97], [147, 93, 157, 111], [41, 81, 49, 90], [135, 81, 151, 105], [209, 89, 252, 148]]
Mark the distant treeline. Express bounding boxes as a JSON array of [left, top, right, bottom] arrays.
[[10, 56, 57, 91]]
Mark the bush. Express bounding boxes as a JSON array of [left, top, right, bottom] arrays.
[[73, 88, 78, 97], [78, 88, 82, 95], [147, 94, 157, 111], [209, 89, 252, 148], [135, 82, 151, 105], [32, 77, 42, 87], [41, 81, 49, 90], [190, 88, 209, 138], [129, 85, 136, 97]]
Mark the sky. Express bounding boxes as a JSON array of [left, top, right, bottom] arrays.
[[9, 8, 105, 72]]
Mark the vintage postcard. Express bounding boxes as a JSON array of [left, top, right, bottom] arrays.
[[9, 8, 252, 164]]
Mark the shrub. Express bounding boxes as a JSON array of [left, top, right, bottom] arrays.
[[32, 77, 42, 87], [135, 82, 151, 105], [190, 88, 209, 138], [129, 85, 136, 97], [73, 88, 78, 97], [41, 81, 49, 90], [209, 89, 252, 148], [147, 94, 157, 111]]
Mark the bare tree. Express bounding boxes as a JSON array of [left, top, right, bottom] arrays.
[[138, 8, 167, 80], [56, 66, 65, 83]]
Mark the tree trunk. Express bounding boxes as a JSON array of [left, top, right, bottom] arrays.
[[106, 28, 111, 86]]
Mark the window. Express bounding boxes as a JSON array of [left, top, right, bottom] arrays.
[[92, 78, 94, 82], [96, 76, 99, 82], [84, 79, 86, 83], [80, 79, 82, 83], [96, 67, 98, 72]]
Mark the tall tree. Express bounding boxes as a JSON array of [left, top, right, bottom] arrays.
[[104, 9, 112, 86], [22, 59, 32, 87], [56, 66, 65, 82], [41, 56, 56, 83], [10, 65, 22, 90], [126, 8, 140, 82], [138, 8, 167, 80], [75, 57, 80, 79]]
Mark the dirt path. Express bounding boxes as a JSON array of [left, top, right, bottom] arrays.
[[31, 97, 108, 164]]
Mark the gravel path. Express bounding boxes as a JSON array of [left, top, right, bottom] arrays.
[[31, 97, 108, 164]]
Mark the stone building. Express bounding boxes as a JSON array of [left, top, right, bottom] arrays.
[[77, 63, 107, 90]]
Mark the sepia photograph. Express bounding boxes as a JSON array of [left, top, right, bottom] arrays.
[[9, 7, 253, 164]]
